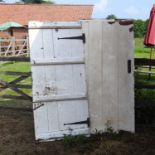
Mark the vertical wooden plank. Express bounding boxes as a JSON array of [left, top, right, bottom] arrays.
[[83, 20, 104, 132], [117, 23, 135, 132], [42, 29, 55, 59], [29, 29, 44, 60], [32, 65, 46, 102], [47, 102, 59, 132], [83, 20, 120, 132], [55, 65, 73, 96], [53, 29, 84, 59], [72, 64, 87, 96], [100, 21, 119, 131], [33, 102, 48, 139], [58, 100, 89, 131], [44, 65, 57, 96]]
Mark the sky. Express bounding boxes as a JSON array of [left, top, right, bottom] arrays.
[[4, 0, 155, 20]]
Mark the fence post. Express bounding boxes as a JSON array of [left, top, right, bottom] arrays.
[[0, 38, 1, 56], [27, 36, 29, 57]]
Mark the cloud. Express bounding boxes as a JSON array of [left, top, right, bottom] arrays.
[[94, 0, 108, 11], [93, 0, 108, 18], [125, 6, 139, 16]]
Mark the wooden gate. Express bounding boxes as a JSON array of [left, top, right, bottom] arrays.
[[0, 37, 29, 57], [0, 57, 32, 101], [29, 22, 89, 140]]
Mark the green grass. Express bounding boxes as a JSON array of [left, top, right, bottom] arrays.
[[134, 38, 155, 108], [134, 38, 151, 58], [133, 38, 155, 124], [0, 61, 32, 98]]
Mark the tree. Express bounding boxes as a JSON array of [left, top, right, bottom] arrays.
[[21, 0, 54, 4], [106, 14, 117, 20], [134, 19, 148, 38]]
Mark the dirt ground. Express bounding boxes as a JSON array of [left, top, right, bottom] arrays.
[[0, 103, 155, 155]]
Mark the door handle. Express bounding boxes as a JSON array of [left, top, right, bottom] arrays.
[[128, 60, 132, 73]]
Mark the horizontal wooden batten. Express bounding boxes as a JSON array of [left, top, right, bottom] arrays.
[[31, 58, 85, 66], [29, 21, 82, 30], [33, 95, 87, 103], [29, 26, 82, 30]]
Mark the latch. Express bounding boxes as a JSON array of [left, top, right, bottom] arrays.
[[128, 59, 132, 73], [58, 33, 86, 43], [64, 118, 90, 127]]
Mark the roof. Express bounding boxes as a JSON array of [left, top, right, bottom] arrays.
[[0, 4, 94, 25], [0, 22, 23, 31]]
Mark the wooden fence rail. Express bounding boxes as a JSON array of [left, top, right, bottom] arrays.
[[0, 56, 32, 101], [0, 38, 29, 57], [0, 71, 32, 101], [0, 56, 30, 62], [135, 58, 155, 66], [135, 58, 155, 90]]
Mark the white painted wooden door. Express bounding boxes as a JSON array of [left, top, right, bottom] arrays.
[[82, 20, 134, 133], [29, 22, 89, 141]]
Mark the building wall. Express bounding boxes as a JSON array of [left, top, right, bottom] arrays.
[[0, 28, 28, 39], [12, 28, 28, 39]]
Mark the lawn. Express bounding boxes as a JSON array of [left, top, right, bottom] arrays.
[[135, 38, 152, 58]]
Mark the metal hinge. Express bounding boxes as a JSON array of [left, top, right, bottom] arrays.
[[58, 33, 86, 43], [33, 103, 44, 111], [64, 118, 90, 127]]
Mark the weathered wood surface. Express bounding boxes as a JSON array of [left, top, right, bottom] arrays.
[[1, 57, 153, 64], [29, 21, 89, 140], [82, 20, 134, 133], [117, 21, 135, 132]]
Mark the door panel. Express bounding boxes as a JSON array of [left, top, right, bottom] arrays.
[[29, 22, 89, 140], [53, 29, 84, 59], [32, 64, 87, 101], [58, 100, 89, 130]]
